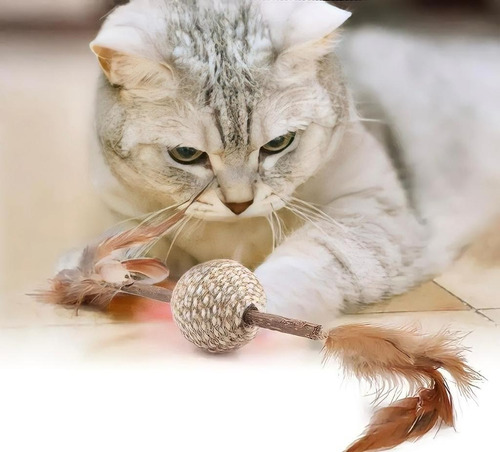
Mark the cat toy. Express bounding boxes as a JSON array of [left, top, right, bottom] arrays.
[[37, 210, 481, 452]]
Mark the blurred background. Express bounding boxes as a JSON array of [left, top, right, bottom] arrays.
[[1, 0, 499, 29]]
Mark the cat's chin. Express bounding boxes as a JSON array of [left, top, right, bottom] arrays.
[[186, 210, 266, 223], [185, 198, 286, 222], [192, 214, 255, 223]]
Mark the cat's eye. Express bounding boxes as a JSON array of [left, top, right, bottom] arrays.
[[260, 132, 296, 153], [168, 146, 205, 164]]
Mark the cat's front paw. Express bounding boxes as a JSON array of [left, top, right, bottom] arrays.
[[255, 257, 343, 324], [254, 259, 310, 320]]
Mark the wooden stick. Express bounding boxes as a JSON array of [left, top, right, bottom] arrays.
[[118, 283, 325, 341], [243, 306, 325, 340], [119, 283, 173, 303]]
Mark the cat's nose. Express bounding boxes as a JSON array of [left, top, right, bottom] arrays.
[[224, 199, 254, 215]]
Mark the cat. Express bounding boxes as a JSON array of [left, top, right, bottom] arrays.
[[79, 0, 500, 323]]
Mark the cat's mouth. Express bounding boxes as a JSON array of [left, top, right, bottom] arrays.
[[185, 193, 285, 222]]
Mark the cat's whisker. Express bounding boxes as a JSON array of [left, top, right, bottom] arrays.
[[120, 181, 213, 260], [289, 198, 370, 254], [272, 214, 279, 250], [276, 192, 351, 246], [357, 116, 387, 124], [273, 212, 282, 246], [278, 212, 288, 242], [125, 237, 161, 260], [272, 210, 285, 246], [285, 200, 326, 225], [282, 204, 329, 236], [283, 203, 362, 281], [283, 198, 369, 283], [289, 199, 349, 235], [136, 177, 214, 227], [266, 214, 276, 251], [165, 216, 191, 264], [289, 197, 348, 232], [359, 118, 385, 124], [289, 196, 323, 208], [136, 201, 186, 227], [160, 181, 215, 263], [183, 217, 204, 240], [287, 200, 325, 222], [272, 192, 338, 237]]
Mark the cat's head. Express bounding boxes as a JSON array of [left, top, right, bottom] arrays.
[[91, 0, 351, 221]]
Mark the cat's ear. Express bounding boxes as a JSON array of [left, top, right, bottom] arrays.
[[260, 1, 351, 62], [89, 1, 176, 99], [90, 43, 175, 95]]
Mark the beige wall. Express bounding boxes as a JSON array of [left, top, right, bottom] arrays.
[[0, 0, 106, 22]]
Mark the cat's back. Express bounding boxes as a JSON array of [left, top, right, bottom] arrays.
[[339, 26, 500, 246]]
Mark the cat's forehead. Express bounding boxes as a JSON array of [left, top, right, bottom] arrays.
[[168, 1, 273, 153]]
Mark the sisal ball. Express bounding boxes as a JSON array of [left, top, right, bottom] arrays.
[[170, 259, 266, 353]]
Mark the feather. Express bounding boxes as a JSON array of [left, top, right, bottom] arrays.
[[122, 258, 170, 284], [35, 275, 119, 309], [95, 257, 131, 284], [346, 370, 453, 452], [95, 209, 186, 261], [323, 324, 482, 451], [36, 184, 213, 309], [35, 210, 185, 309], [323, 324, 480, 393]]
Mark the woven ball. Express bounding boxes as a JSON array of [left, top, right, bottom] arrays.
[[170, 259, 266, 353]]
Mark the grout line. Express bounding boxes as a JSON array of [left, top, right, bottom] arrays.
[[352, 308, 469, 315], [433, 281, 497, 325], [477, 309, 499, 326]]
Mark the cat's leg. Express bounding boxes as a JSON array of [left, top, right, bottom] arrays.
[[254, 123, 449, 323], [255, 195, 432, 323]]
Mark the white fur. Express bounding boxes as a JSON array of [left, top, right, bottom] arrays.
[[81, 1, 500, 323], [90, 0, 169, 60], [260, 1, 351, 51], [339, 27, 500, 268]]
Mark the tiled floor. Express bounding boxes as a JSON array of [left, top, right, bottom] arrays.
[[0, 30, 499, 452]]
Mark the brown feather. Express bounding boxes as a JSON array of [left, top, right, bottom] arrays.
[[323, 324, 481, 451], [346, 370, 453, 452], [95, 208, 186, 261], [35, 276, 118, 309], [35, 185, 213, 309], [122, 258, 170, 284], [35, 210, 186, 309]]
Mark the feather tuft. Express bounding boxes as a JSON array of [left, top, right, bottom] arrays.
[[346, 369, 453, 452], [323, 324, 482, 451], [95, 209, 186, 261], [35, 273, 119, 309], [34, 211, 184, 309]]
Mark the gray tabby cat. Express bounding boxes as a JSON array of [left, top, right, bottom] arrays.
[[83, 0, 500, 322]]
